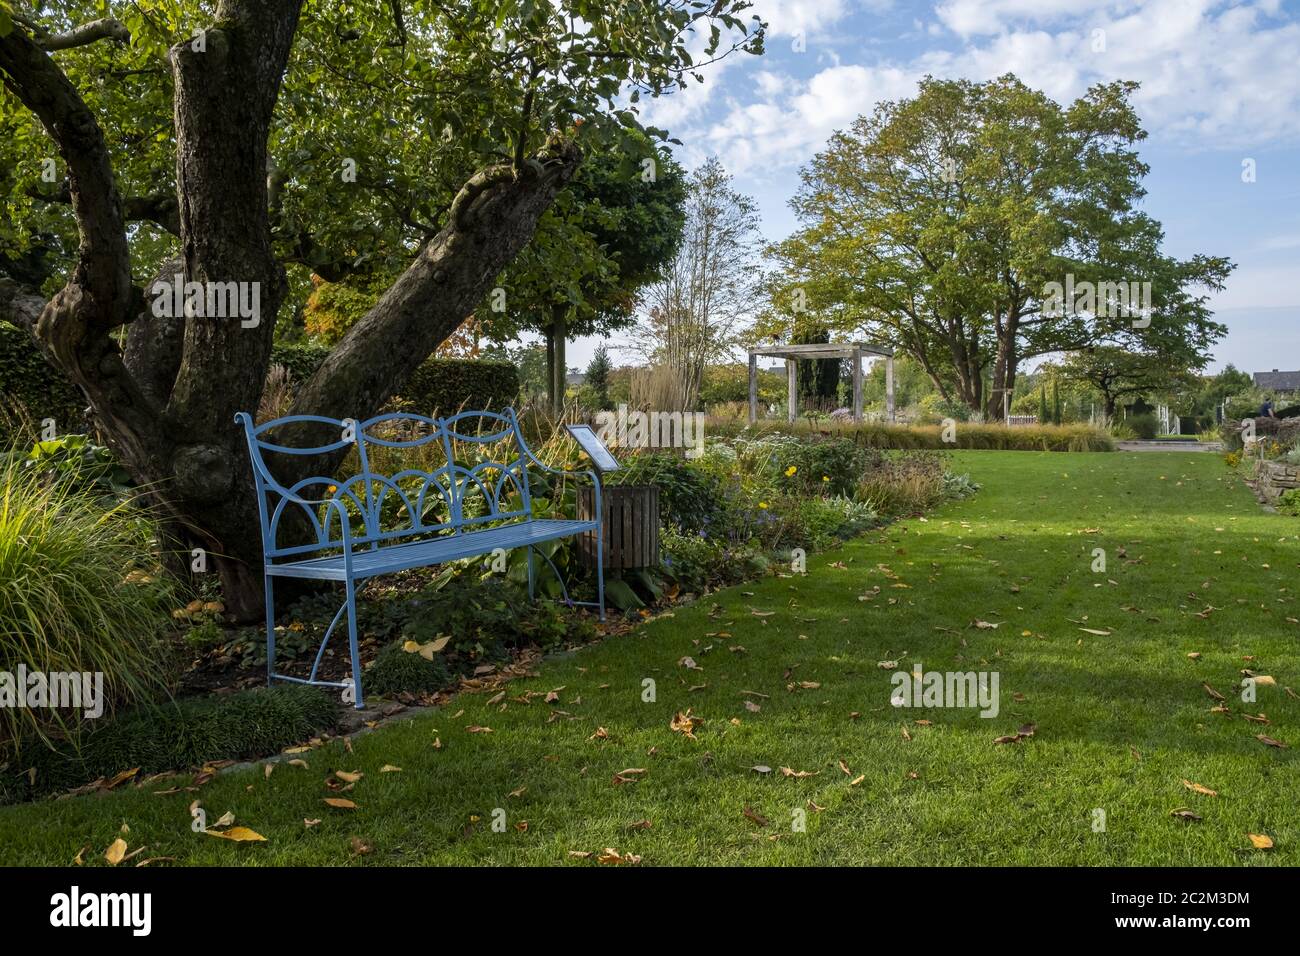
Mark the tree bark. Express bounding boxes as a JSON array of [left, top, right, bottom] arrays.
[[549, 304, 568, 416]]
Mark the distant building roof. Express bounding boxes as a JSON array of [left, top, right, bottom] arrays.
[[1254, 370, 1300, 391]]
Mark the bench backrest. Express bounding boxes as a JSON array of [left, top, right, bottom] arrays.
[[235, 408, 535, 558]]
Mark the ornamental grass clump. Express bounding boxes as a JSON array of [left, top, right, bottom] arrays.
[[0, 454, 173, 754]]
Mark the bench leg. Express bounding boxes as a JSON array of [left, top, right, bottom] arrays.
[[596, 528, 606, 622], [264, 574, 276, 687], [344, 578, 365, 710], [526, 545, 536, 601]]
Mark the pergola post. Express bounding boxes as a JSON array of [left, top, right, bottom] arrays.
[[852, 347, 863, 424], [885, 355, 896, 423], [786, 358, 797, 424], [748, 353, 758, 425]]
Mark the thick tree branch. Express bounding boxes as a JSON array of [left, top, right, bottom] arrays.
[[0, 19, 165, 469], [38, 18, 132, 51], [27, 183, 181, 235], [284, 136, 583, 476]]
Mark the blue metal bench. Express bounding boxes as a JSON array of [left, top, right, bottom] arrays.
[[234, 408, 604, 708]]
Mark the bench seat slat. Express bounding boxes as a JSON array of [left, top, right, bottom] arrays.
[[266, 519, 597, 581]]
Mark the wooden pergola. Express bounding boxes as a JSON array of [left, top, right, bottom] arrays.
[[747, 343, 896, 425]]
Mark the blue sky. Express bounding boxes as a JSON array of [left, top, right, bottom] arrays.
[[568, 0, 1300, 378]]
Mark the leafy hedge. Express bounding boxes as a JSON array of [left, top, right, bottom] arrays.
[[0, 684, 338, 804], [271, 343, 519, 415], [0, 322, 85, 442], [711, 419, 1114, 452]]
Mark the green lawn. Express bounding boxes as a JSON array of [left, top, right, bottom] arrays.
[[3, 451, 1296, 866]]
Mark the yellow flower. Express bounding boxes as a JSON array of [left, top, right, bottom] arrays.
[[327, 484, 337, 493], [784, 465, 797, 477], [758, 501, 769, 509], [822, 475, 830, 482]]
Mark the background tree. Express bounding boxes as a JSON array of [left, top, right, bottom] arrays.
[[489, 134, 688, 413], [583, 343, 612, 410], [1056, 346, 1197, 419], [764, 74, 1231, 419], [791, 321, 839, 409], [0, 0, 763, 616], [635, 156, 764, 410]]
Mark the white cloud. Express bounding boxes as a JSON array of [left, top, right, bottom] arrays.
[[935, 0, 1120, 37], [686, 0, 1300, 180], [701, 64, 917, 176], [758, 0, 854, 38]]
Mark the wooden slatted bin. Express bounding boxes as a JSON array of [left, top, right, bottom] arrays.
[[578, 485, 659, 569]]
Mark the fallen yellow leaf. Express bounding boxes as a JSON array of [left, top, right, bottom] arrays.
[[104, 838, 127, 866], [205, 826, 267, 842]]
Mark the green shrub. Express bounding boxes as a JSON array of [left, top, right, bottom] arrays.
[[364, 640, 450, 696], [1277, 488, 1300, 516], [773, 436, 865, 497], [855, 422, 1114, 452], [793, 495, 877, 549], [0, 321, 86, 444], [402, 358, 519, 415], [610, 452, 725, 534], [943, 472, 981, 499], [1, 685, 338, 803], [0, 455, 174, 754], [661, 527, 765, 593], [16, 434, 133, 501], [854, 451, 949, 515], [1127, 413, 1159, 440], [269, 342, 332, 383]]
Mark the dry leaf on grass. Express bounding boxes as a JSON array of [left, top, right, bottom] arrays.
[[596, 847, 641, 865], [670, 709, 700, 739], [205, 827, 267, 842], [104, 838, 127, 866]]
